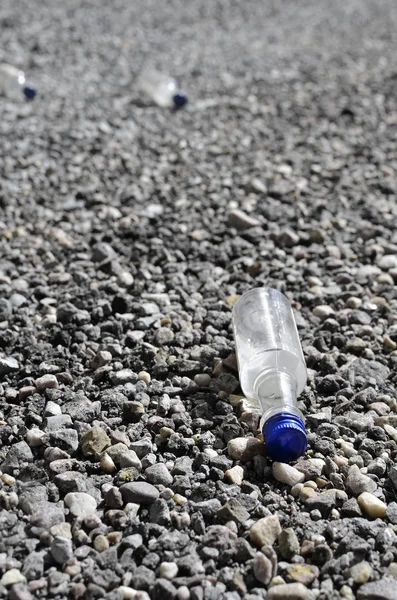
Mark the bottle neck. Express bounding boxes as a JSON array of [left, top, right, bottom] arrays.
[[254, 370, 302, 425]]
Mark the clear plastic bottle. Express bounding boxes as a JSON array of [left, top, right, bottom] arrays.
[[232, 287, 308, 462], [0, 64, 36, 100], [137, 67, 187, 109]]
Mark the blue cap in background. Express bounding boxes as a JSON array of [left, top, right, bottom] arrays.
[[23, 84, 37, 100], [263, 411, 307, 463], [173, 91, 188, 108]]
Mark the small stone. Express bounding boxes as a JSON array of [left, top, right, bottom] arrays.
[[228, 209, 261, 231], [100, 452, 117, 473], [357, 492, 387, 518], [346, 465, 377, 496], [49, 524, 70, 542], [295, 458, 325, 479], [357, 578, 397, 600], [118, 586, 138, 599], [0, 356, 19, 375], [93, 534, 109, 552], [267, 583, 312, 600], [90, 351, 112, 370], [51, 536, 73, 564], [1, 569, 27, 587], [123, 401, 145, 423], [26, 428, 45, 447], [273, 462, 305, 486], [313, 305, 334, 321], [277, 228, 300, 247], [120, 482, 160, 504], [81, 427, 111, 458], [107, 444, 142, 469], [287, 564, 319, 585], [19, 386, 36, 401], [225, 465, 244, 485], [227, 437, 265, 461], [278, 528, 300, 559], [217, 498, 250, 524], [250, 515, 282, 547], [194, 374, 211, 388], [299, 487, 317, 502], [159, 562, 178, 580], [378, 255, 397, 270], [154, 328, 175, 346], [35, 374, 59, 391], [253, 552, 273, 585], [350, 562, 372, 584], [177, 586, 190, 600], [64, 492, 97, 517], [138, 371, 151, 385], [145, 463, 173, 486]]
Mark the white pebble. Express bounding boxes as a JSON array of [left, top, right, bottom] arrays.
[[26, 427, 45, 447], [0, 568, 27, 587], [118, 587, 137, 599], [273, 462, 305, 486], [159, 561, 178, 580], [358, 492, 387, 518], [138, 371, 151, 385], [225, 465, 244, 485]]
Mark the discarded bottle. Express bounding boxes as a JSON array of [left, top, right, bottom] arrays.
[[137, 67, 187, 109], [232, 287, 308, 462], [0, 64, 36, 100]]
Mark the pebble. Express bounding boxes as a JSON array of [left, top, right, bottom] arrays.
[[225, 465, 244, 485], [346, 465, 377, 496], [100, 452, 117, 473], [145, 463, 173, 486], [26, 428, 45, 447], [194, 374, 211, 387], [350, 561, 372, 584], [93, 534, 109, 552], [250, 515, 281, 547], [278, 528, 300, 559], [253, 552, 273, 585], [0, 356, 19, 375], [35, 374, 59, 391], [177, 586, 190, 600], [357, 492, 387, 518], [51, 536, 73, 564], [64, 492, 97, 517], [312, 305, 334, 320], [80, 427, 111, 458], [1, 569, 27, 587], [159, 562, 178, 580], [227, 437, 265, 461], [357, 578, 397, 600], [138, 371, 151, 385], [228, 208, 261, 231], [273, 462, 305, 486], [120, 482, 160, 504], [267, 583, 312, 600], [90, 350, 112, 369], [287, 564, 319, 585]]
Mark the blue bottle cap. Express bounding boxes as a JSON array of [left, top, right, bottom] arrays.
[[263, 412, 307, 463], [23, 84, 37, 100], [173, 91, 188, 108]]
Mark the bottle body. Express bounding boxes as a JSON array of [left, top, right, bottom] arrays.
[[137, 67, 187, 109], [0, 64, 36, 100], [232, 288, 308, 462]]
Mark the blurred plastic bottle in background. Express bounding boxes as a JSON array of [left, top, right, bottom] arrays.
[[232, 287, 308, 463], [0, 64, 37, 100], [138, 67, 187, 109]]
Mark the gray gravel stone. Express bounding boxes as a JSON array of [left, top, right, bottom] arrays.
[[145, 463, 173, 486], [120, 482, 160, 504]]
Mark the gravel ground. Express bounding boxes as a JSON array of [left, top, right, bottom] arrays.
[[1, 1, 397, 599]]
